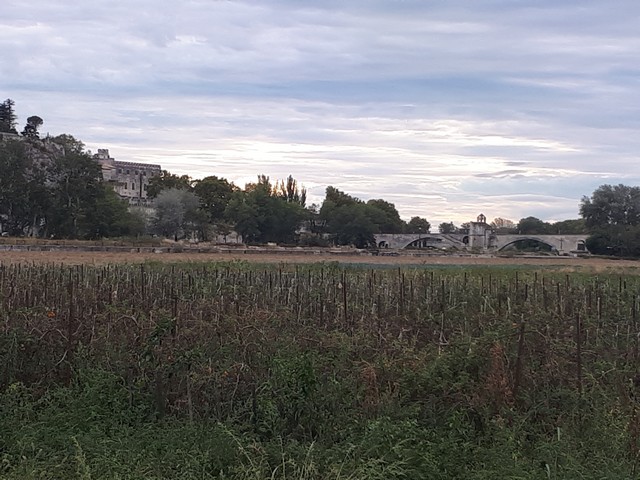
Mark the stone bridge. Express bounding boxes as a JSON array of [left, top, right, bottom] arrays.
[[492, 235, 587, 254], [374, 232, 588, 255], [374, 233, 467, 250]]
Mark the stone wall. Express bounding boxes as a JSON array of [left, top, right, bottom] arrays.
[[94, 149, 161, 205]]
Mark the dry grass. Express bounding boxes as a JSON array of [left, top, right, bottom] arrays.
[[0, 249, 639, 273]]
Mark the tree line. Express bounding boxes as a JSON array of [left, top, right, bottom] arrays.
[[1, 98, 638, 255], [146, 172, 432, 248]]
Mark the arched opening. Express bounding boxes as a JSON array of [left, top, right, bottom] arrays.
[[378, 241, 389, 248], [499, 238, 557, 254], [576, 240, 586, 252], [406, 237, 443, 250], [462, 236, 469, 245]]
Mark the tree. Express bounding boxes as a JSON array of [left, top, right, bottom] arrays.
[[225, 191, 260, 243], [580, 184, 640, 229], [322, 186, 362, 210], [52, 134, 86, 154], [366, 199, 404, 233], [21, 116, 43, 139], [516, 216, 552, 235], [585, 226, 640, 257], [550, 219, 586, 234], [1, 132, 143, 239], [405, 216, 431, 234], [490, 217, 516, 233], [319, 187, 380, 248], [0, 99, 18, 134], [0, 139, 49, 235], [1, 134, 125, 238], [327, 203, 377, 248], [147, 170, 193, 198], [438, 222, 457, 234], [192, 176, 235, 222], [152, 188, 203, 240], [225, 176, 306, 245], [580, 184, 640, 257], [45, 136, 105, 238], [80, 185, 141, 239], [275, 175, 307, 207]]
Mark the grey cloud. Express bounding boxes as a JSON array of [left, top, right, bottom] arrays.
[[3, 1, 640, 223]]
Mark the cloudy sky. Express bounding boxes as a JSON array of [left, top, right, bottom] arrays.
[[2, 1, 639, 225]]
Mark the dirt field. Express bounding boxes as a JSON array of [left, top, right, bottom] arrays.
[[1, 250, 639, 273]]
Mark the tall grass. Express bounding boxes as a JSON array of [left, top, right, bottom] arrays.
[[0, 261, 639, 478]]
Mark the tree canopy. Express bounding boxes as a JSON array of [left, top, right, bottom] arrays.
[[0, 99, 18, 134], [0, 135, 140, 238], [21, 116, 43, 139], [438, 222, 457, 234], [516, 216, 552, 235], [405, 216, 431, 234], [224, 176, 306, 245], [580, 184, 640, 256], [147, 170, 193, 198], [192, 176, 236, 223], [490, 217, 516, 233], [580, 184, 640, 229]]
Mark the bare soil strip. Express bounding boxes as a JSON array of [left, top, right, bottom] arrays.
[[0, 250, 638, 272]]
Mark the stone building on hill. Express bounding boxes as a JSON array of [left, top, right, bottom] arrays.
[[93, 149, 161, 206]]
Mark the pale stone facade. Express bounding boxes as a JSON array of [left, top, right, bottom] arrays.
[[93, 149, 161, 205]]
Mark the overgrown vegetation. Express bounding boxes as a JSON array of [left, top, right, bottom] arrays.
[[1, 261, 640, 478]]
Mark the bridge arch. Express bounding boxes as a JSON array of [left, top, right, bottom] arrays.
[[405, 236, 446, 249], [498, 237, 557, 253], [373, 233, 467, 250]]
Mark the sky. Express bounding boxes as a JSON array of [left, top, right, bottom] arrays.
[[2, 0, 640, 225]]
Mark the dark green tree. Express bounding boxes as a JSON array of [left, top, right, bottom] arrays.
[[225, 191, 260, 243], [52, 134, 85, 154], [550, 219, 586, 234], [438, 222, 457, 234], [580, 184, 640, 256], [1, 133, 143, 239], [405, 216, 431, 234], [225, 176, 306, 245], [275, 175, 307, 207], [80, 185, 140, 239], [0, 99, 18, 134], [319, 187, 378, 248], [365, 199, 404, 233], [147, 170, 193, 198], [329, 203, 377, 248], [585, 226, 640, 257], [214, 220, 235, 243], [516, 216, 552, 234], [0, 139, 49, 235], [45, 136, 105, 238], [580, 184, 640, 229], [192, 176, 235, 222], [21, 116, 43, 139]]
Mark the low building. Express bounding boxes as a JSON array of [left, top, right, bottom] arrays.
[[94, 149, 161, 206]]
